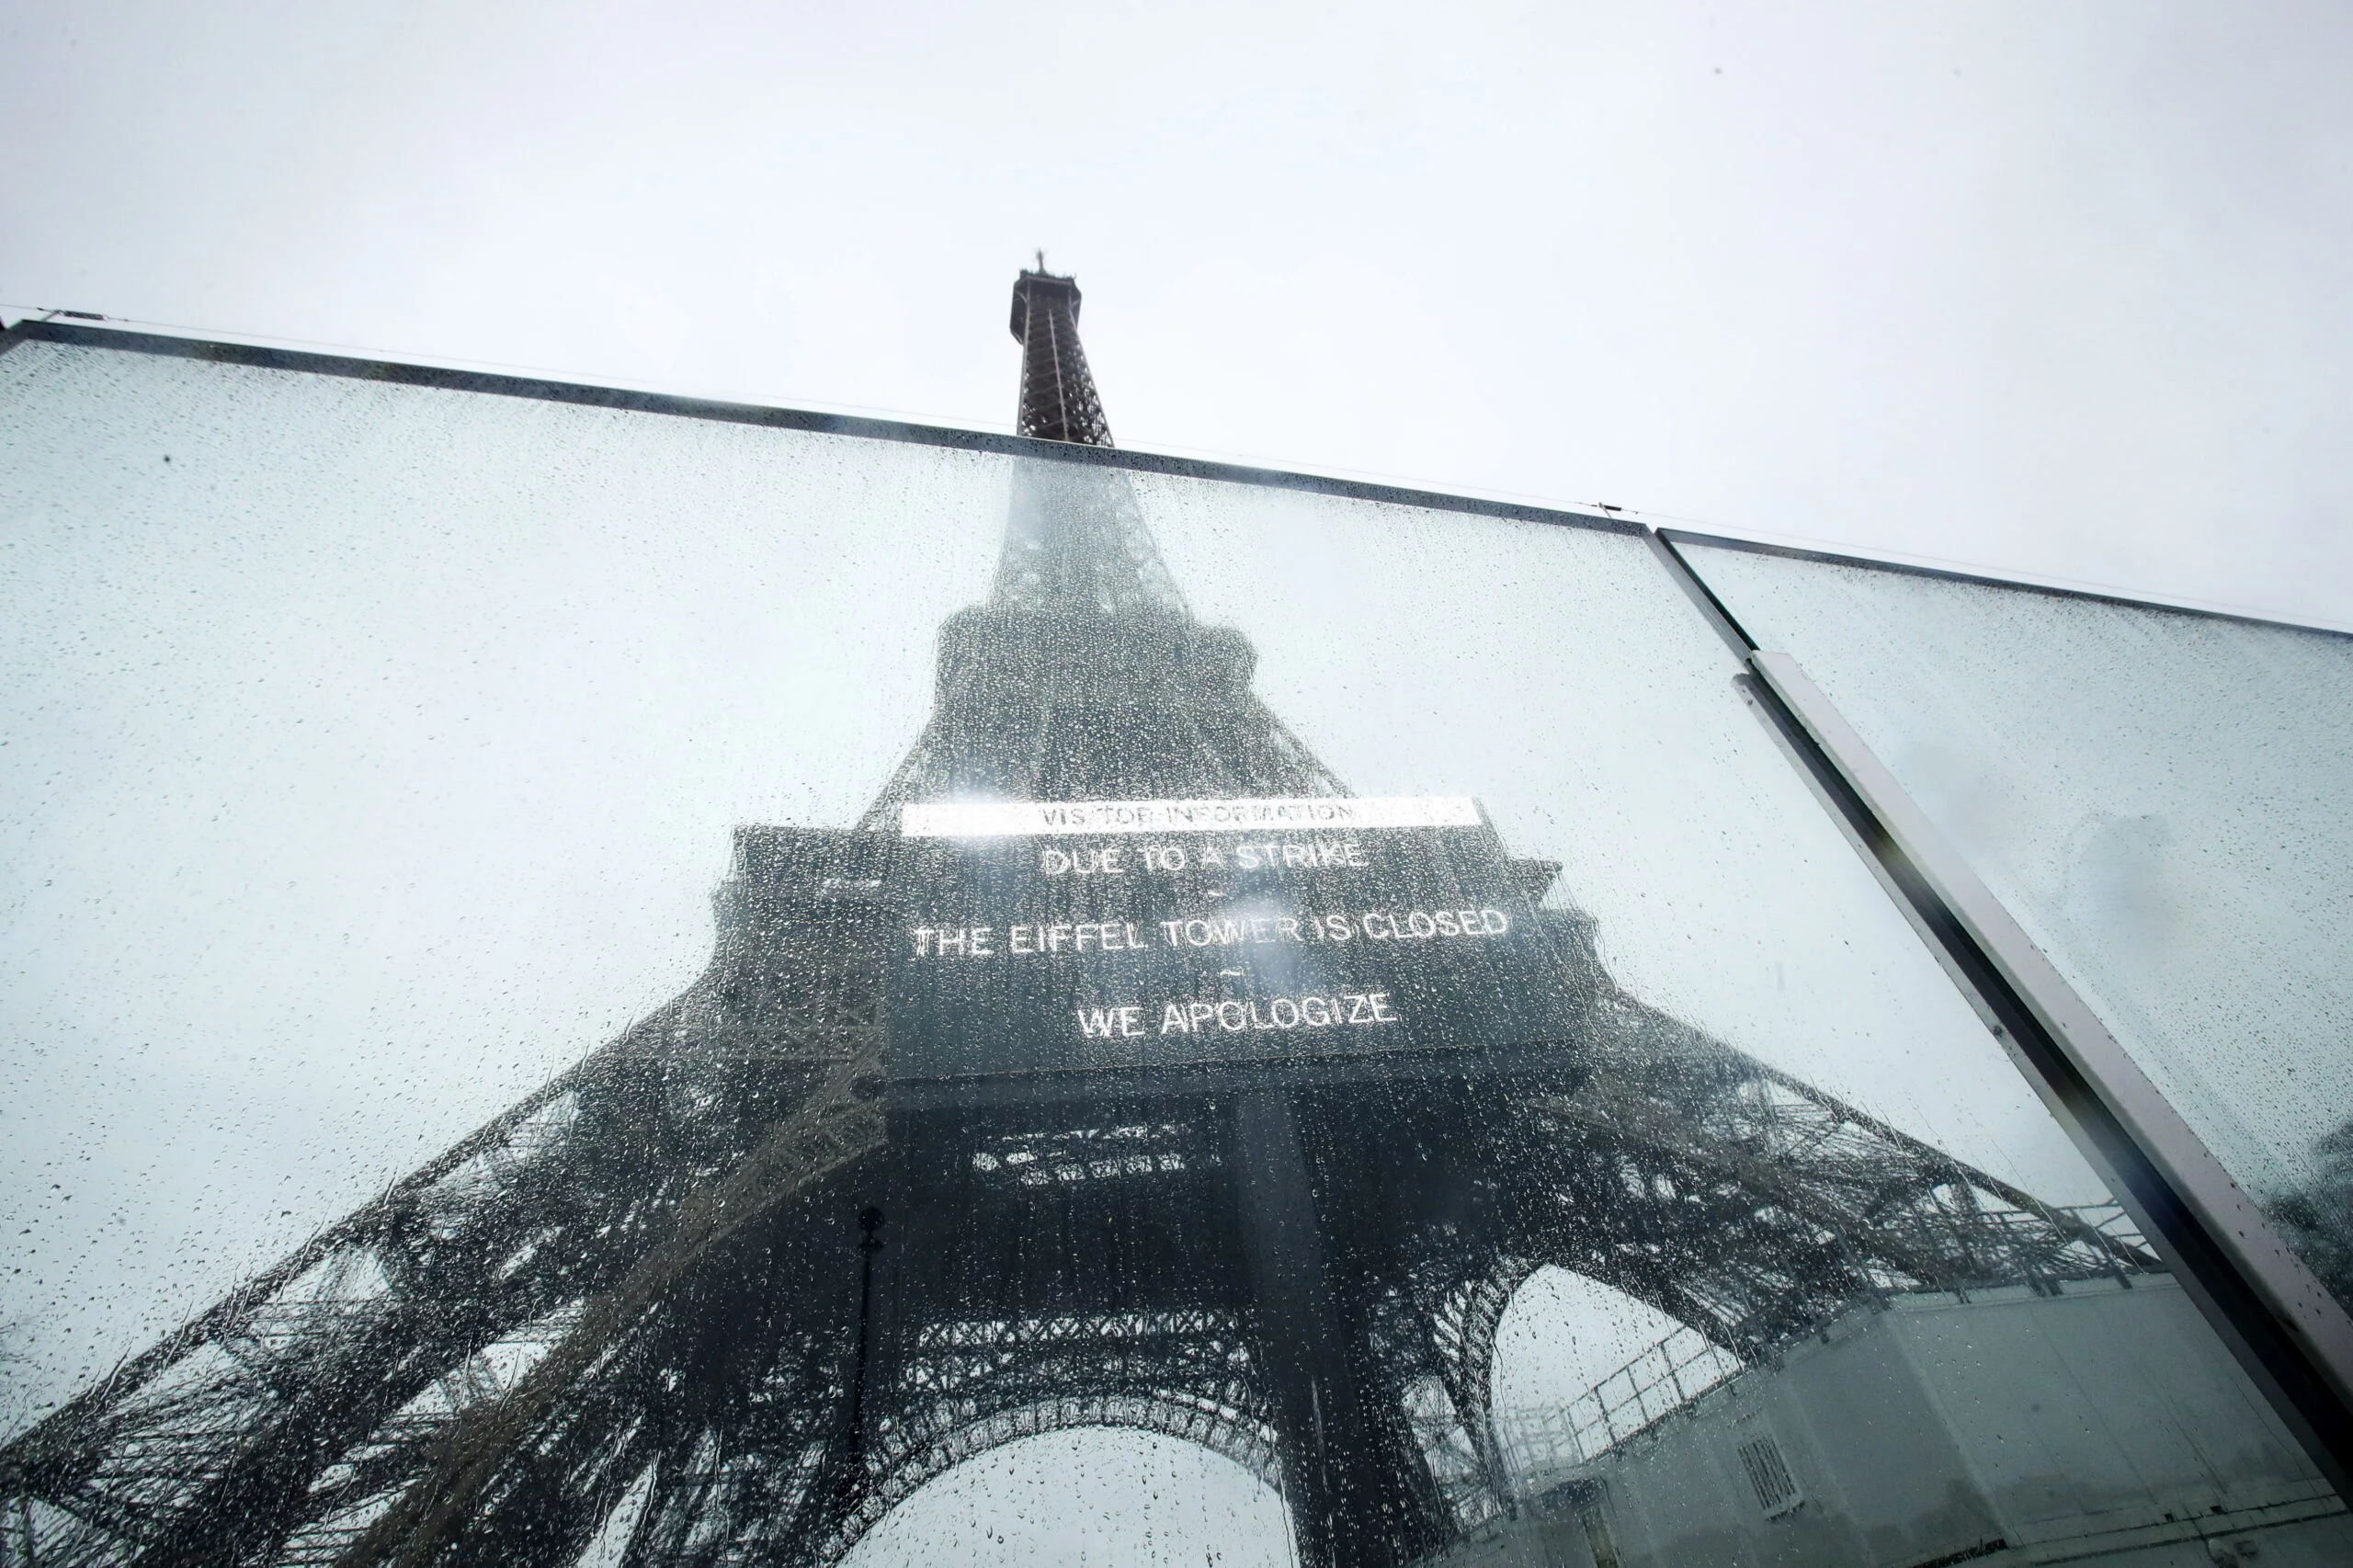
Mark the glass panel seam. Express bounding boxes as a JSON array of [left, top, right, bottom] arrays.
[[1653, 516, 2353, 1490], [1741, 642, 2353, 1493]]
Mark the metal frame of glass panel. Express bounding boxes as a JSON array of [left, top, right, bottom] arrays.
[[6, 312, 2349, 1504], [1657, 525, 2353, 642], [1648, 526, 2353, 1495]]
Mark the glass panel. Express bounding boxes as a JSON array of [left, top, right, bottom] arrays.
[[4, 335, 2345, 1568], [1681, 540, 2353, 1311]]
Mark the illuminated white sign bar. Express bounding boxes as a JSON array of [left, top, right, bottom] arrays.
[[900, 795, 1482, 839]]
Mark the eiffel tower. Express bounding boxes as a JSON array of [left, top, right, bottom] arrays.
[[0, 267, 2157, 1568]]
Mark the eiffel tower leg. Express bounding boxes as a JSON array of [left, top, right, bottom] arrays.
[[1232, 1093, 1446, 1568]]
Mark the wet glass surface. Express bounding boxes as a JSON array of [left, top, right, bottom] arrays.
[[3, 335, 2345, 1567], [1680, 540, 2353, 1320]]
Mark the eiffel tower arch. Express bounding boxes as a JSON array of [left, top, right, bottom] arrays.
[[0, 270, 2179, 1568]]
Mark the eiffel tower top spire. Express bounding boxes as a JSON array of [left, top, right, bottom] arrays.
[[1010, 262, 1113, 447]]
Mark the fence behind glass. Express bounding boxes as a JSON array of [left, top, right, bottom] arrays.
[[1, 327, 2345, 1568]]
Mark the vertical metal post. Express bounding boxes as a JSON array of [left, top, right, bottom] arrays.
[[1231, 1092, 1439, 1568], [832, 1206, 886, 1524]]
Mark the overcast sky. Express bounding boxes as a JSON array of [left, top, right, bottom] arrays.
[[4, 6, 2350, 1562], [4, 0, 2350, 628]]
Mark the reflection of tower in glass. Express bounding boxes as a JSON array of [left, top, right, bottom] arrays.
[[1, 268, 2161, 1568]]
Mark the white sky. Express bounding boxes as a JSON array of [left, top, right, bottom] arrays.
[[3, 0, 2349, 628]]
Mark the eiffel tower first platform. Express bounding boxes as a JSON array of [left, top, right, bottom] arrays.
[[0, 269, 2163, 1568]]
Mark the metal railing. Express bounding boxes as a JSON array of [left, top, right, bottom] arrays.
[[1497, 1325, 1742, 1489], [1495, 1203, 2154, 1491]]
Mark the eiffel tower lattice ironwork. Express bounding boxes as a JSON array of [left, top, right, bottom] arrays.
[[0, 268, 2159, 1568]]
